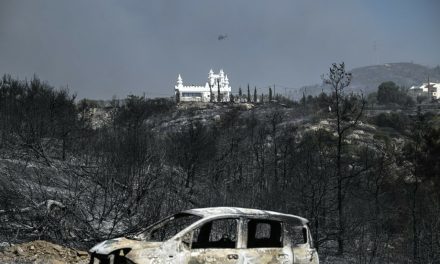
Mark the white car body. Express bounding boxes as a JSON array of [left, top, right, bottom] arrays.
[[89, 207, 319, 264]]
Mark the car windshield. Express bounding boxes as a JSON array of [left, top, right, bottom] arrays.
[[135, 213, 202, 242]]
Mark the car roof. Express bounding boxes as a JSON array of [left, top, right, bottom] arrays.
[[183, 207, 308, 225]]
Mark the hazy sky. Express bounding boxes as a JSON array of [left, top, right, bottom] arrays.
[[1, 0, 439, 99]]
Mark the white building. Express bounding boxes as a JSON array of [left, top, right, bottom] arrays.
[[409, 82, 440, 100], [175, 69, 231, 102]]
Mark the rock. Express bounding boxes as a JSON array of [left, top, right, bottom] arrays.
[[14, 246, 24, 256], [30, 245, 35, 250], [77, 250, 89, 257]]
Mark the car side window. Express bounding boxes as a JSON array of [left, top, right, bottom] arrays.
[[285, 224, 308, 246], [247, 219, 283, 248], [192, 218, 238, 249], [149, 214, 201, 242]]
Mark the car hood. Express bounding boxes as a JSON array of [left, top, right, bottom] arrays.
[[89, 237, 162, 255]]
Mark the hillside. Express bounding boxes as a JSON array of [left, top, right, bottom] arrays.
[[1, 75, 440, 263], [300, 62, 440, 97]]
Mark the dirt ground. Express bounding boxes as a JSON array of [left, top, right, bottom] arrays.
[[0, 240, 89, 264]]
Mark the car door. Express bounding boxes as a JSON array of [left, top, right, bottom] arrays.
[[286, 224, 319, 264], [188, 217, 243, 264], [241, 218, 293, 264]]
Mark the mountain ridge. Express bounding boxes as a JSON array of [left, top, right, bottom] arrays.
[[299, 62, 440, 97]]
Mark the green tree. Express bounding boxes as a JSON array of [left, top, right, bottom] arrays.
[[377, 81, 414, 106], [247, 84, 251, 103], [210, 84, 214, 103], [254, 87, 257, 103], [217, 79, 221, 102], [175, 91, 180, 103], [377, 81, 400, 105], [374, 112, 409, 132], [269, 87, 273, 101]]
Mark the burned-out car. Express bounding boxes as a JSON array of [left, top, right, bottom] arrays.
[[89, 207, 319, 263]]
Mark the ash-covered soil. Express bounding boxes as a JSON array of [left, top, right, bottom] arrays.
[[0, 240, 89, 264]]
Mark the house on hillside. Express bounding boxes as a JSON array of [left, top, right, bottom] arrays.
[[174, 69, 231, 102], [409, 81, 440, 100]]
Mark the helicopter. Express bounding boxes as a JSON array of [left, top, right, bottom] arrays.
[[218, 34, 228, 41]]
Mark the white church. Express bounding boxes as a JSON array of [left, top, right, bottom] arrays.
[[175, 69, 231, 102]]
